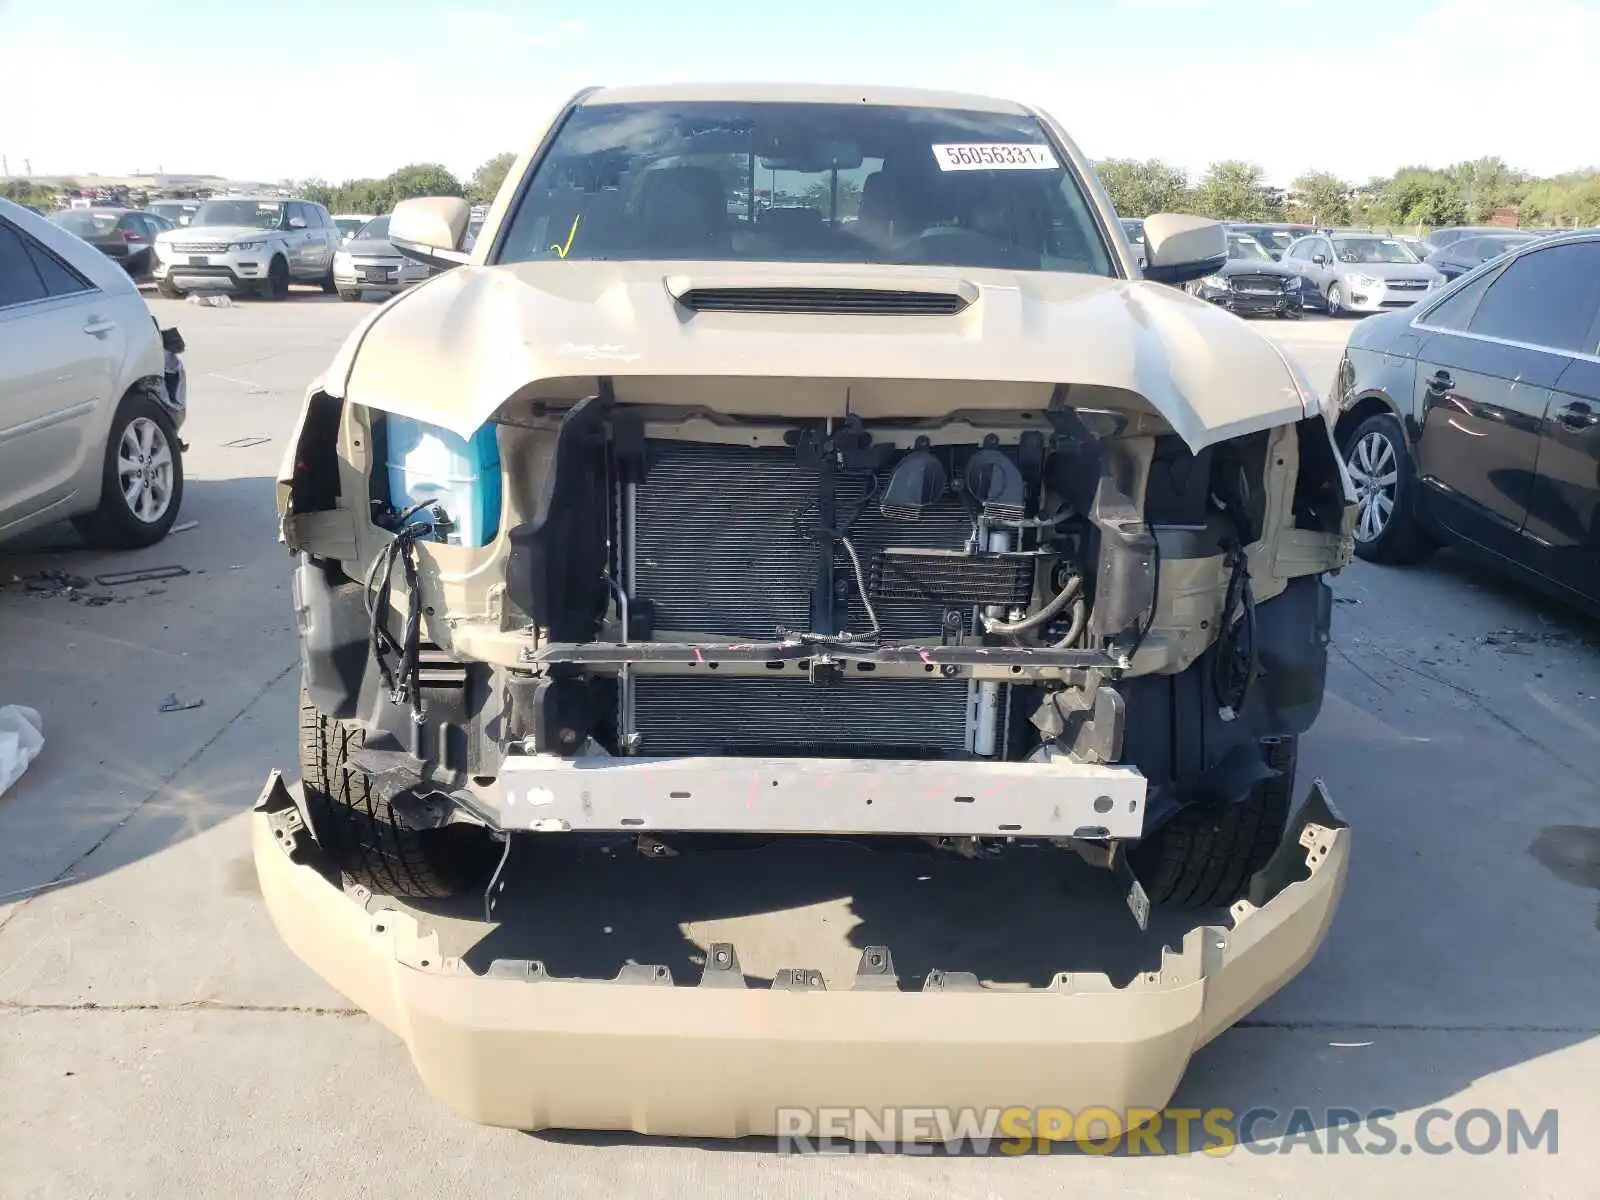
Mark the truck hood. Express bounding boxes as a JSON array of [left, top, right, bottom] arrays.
[[329, 260, 1317, 452]]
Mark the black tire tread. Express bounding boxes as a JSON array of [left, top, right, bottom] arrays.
[[1133, 737, 1296, 908], [298, 688, 486, 899]]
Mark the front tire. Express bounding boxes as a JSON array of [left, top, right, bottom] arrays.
[[1341, 411, 1437, 564], [1326, 283, 1346, 317], [1132, 738, 1296, 908], [336, 288, 361, 302], [320, 267, 338, 294], [258, 255, 290, 301], [71, 391, 184, 549], [298, 688, 496, 900], [157, 274, 182, 299]]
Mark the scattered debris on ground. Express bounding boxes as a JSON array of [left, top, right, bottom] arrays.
[[1479, 627, 1573, 652], [221, 436, 271, 449], [186, 293, 233, 307], [96, 565, 190, 587], [0, 705, 44, 798], [158, 694, 205, 714], [169, 520, 199, 534]]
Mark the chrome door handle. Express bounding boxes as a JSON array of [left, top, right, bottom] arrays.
[[82, 318, 115, 336], [1558, 402, 1599, 431]]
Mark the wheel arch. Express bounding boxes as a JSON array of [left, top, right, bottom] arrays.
[[1334, 390, 1410, 453]]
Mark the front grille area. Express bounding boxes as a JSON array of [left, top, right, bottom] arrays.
[[677, 287, 969, 315], [1230, 273, 1284, 292], [1386, 279, 1429, 291], [628, 439, 998, 757], [633, 442, 816, 638], [632, 677, 972, 757], [174, 241, 228, 253]]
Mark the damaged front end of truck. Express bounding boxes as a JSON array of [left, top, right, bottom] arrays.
[[261, 254, 1354, 1134]]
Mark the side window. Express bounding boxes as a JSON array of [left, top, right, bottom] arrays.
[[1420, 265, 1503, 332], [1467, 243, 1600, 353], [26, 237, 94, 298], [0, 221, 48, 307], [1283, 239, 1306, 260], [315, 205, 332, 229]]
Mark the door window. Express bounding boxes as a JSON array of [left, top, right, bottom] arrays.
[[1419, 265, 1504, 332], [0, 222, 48, 307], [1467, 242, 1600, 353], [0, 220, 92, 305]]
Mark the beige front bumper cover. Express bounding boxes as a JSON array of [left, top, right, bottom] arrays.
[[253, 773, 1349, 1137]]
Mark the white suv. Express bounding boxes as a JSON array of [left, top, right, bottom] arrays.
[[153, 196, 340, 300], [0, 198, 188, 547]]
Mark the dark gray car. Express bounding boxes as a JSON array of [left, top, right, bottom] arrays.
[[1280, 231, 1446, 316]]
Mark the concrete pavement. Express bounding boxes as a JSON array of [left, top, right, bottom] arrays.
[[2, 299, 1596, 1197]]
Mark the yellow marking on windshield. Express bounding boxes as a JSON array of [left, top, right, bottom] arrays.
[[550, 215, 581, 258]]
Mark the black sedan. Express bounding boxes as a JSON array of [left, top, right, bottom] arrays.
[[1331, 230, 1600, 608], [47, 207, 172, 278], [1186, 232, 1303, 318], [1424, 231, 1539, 281]]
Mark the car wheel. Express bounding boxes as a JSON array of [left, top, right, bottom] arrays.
[[299, 687, 496, 900], [258, 255, 290, 301], [336, 288, 361, 302], [1132, 738, 1296, 908], [157, 275, 182, 299], [71, 391, 184, 549], [1326, 283, 1346, 317], [320, 267, 338, 294], [1341, 412, 1437, 565]]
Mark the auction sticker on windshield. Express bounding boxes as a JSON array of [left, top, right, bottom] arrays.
[[932, 143, 1060, 171]]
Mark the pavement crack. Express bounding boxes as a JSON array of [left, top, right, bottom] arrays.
[[0, 999, 363, 1017], [0, 658, 298, 936]]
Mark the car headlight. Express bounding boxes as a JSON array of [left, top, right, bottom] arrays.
[[1349, 273, 1382, 289], [229, 240, 264, 251], [1201, 274, 1230, 290], [334, 252, 352, 268], [1282, 275, 1301, 289]]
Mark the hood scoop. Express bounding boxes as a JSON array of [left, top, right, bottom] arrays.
[[675, 286, 971, 316]]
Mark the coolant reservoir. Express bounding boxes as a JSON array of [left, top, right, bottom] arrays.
[[382, 416, 502, 547]]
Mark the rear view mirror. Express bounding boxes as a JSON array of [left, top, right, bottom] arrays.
[[1140, 213, 1228, 285], [391, 196, 472, 269]]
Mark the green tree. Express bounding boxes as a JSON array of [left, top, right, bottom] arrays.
[[1290, 171, 1351, 226], [385, 163, 466, 204], [470, 152, 517, 205], [296, 178, 337, 209], [1, 180, 58, 209], [1386, 168, 1468, 229], [1092, 158, 1189, 217], [800, 177, 864, 219], [1445, 156, 1525, 223], [1191, 161, 1274, 221]]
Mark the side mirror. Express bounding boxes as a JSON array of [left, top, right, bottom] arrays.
[[1312, 253, 1328, 266], [288, 216, 307, 229], [390, 196, 472, 269], [1139, 213, 1228, 285]]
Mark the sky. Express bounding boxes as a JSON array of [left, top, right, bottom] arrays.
[[1, 0, 1597, 186]]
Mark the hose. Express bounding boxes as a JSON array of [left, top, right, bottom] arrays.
[[982, 573, 1082, 636], [838, 534, 881, 642], [1051, 593, 1089, 648]]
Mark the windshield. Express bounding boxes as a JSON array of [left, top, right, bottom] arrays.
[[1334, 236, 1418, 264], [1252, 229, 1295, 251], [192, 200, 284, 230], [1476, 234, 1534, 258], [335, 217, 368, 237], [354, 216, 390, 240], [1227, 235, 1272, 262], [1120, 218, 1144, 241], [51, 211, 119, 237], [496, 101, 1114, 275], [148, 202, 198, 218]]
